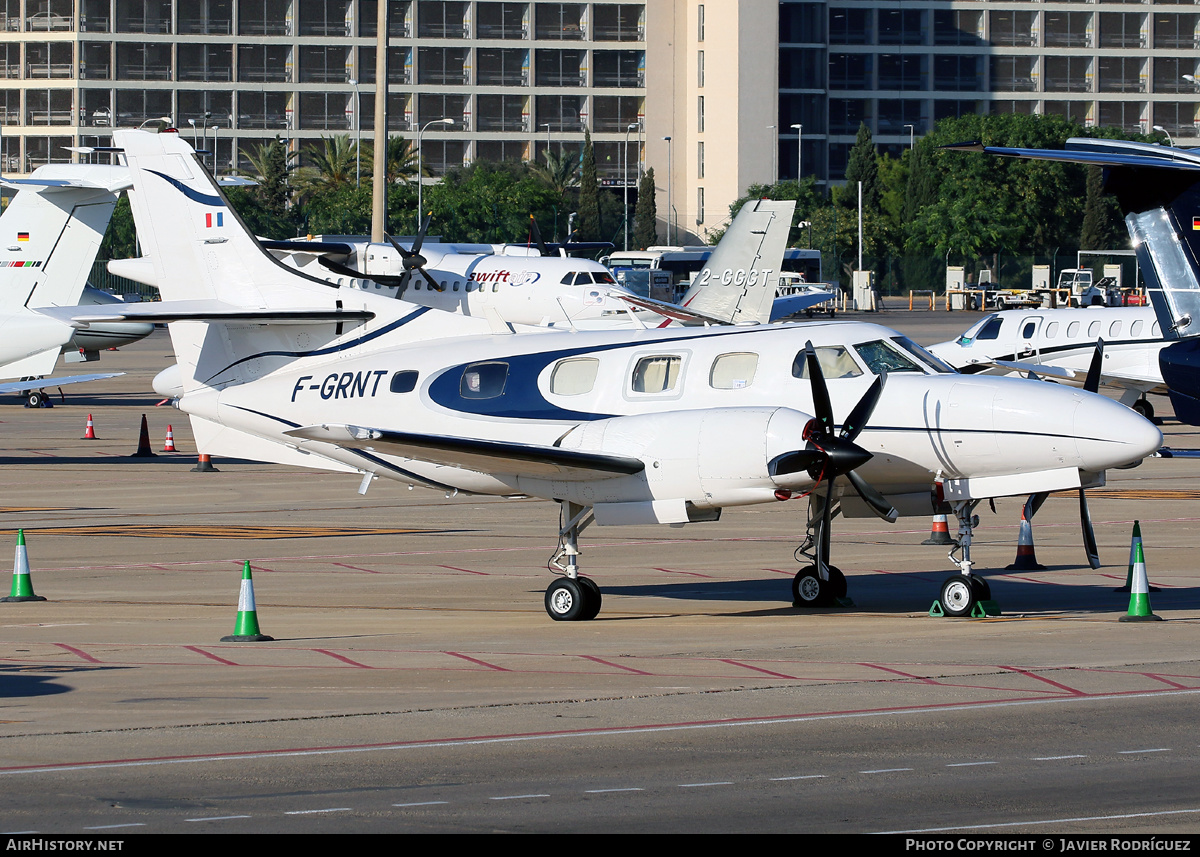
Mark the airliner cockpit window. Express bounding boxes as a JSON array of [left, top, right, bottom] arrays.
[[889, 336, 955, 373], [852, 339, 923, 374], [460, 362, 509, 399], [956, 314, 1001, 345], [593, 270, 616, 285]]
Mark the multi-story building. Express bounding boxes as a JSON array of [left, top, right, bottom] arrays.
[[2, 2, 1195, 243], [1, 0, 646, 189]]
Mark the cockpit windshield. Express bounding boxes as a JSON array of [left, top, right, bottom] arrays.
[[956, 314, 1002, 345], [852, 339, 925, 374], [889, 336, 957, 373]]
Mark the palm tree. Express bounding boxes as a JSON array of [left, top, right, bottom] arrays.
[[529, 148, 580, 199], [236, 137, 298, 216], [386, 135, 420, 184], [294, 135, 370, 197]]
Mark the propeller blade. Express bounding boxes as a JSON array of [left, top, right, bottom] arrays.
[[1083, 338, 1105, 393], [839, 370, 886, 443], [316, 255, 406, 288], [412, 263, 445, 292], [1023, 491, 1049, 521], [528, 215, 551, 257], [385, 233, 428, 269], [412, 212, 432, 256], [846, 469, 898, 523], [1079, 488, 1100, 569], [803, 342, 835, 437]]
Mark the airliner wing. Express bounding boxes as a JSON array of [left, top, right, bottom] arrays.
[[283, 424, 645, 481]]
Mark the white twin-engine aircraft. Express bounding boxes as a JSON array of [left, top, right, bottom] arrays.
[[60, 130, 1162, 621], [929, 306, 1166, 419]]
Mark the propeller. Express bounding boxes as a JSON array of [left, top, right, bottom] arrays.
[[385, 213, 445, 293], [772, 342, 898, 575], [528, 215, 553, 257], [1077, 338, 1105, 569], [316, 254, 407, 289]]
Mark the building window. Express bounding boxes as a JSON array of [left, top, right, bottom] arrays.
[[697, 4, 704, 42], [698, 95, 704, 133], [697, 142, 704, 179], [697, 50, 704, 87]]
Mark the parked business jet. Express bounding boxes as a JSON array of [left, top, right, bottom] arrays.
[[945, 137, 1200, 426], [928, 306, 1166, 418], [0, 163, 154, 405], [58, 130, 1161, 621]]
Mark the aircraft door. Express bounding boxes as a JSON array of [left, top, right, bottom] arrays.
[[1016, 316, 1042, 362]]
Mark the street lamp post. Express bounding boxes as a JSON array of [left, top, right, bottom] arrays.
[[1154, 124, 1175, 146], [662, 135, 673, 244], [767, 125, 777, 184], [210, 125, 219, 175], [790, 123, 802, 180], [904, 123, 914, 150], [350, 78, 360, 188], [417, 117, 454, 224], [541, 123, 550, 162], [623, 122, 637, 251]]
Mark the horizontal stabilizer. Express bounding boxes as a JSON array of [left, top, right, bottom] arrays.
[[614, 293, 731, 325], [769, 290, 838, 320], [37, 300, 374, 327], [0, 372, 123, 395], [283, 424, 645, 481]]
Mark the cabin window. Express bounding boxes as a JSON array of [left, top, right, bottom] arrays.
[[631, 355, 682, 393], [1152, 321, 1161, 336], [1109, 320, 1123, 338], [550, 357, 599, 396], [389, 370, 419, 393], [1045, 322, 1059, 338], [1089, 321, 1101, 337], [460, 362, 509, 399], [852, 340, 923, 374], [791, 346, 863, 380], [1067, 321, 1080, 338], [1021, 321, 1037, 339], [1131, 319, 1144, 337], [710, 352, 758, 389]]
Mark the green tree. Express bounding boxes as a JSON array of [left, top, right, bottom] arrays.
[[98, 194, 137, 260], [385, 135, 419, 185], [632, 167, 658, 249], [423, 159, 561, 244], [720, 178, 824, 245], [1079, 164, 1124, 251], [576, 129, 602, 241], [841, 122, 881, 211], [294, 135, 366, 198]]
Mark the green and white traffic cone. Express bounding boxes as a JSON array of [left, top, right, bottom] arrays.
[[1115, 521, 1158, 593], [3, 530, 45, 602], [1119, 541, 1162, 623], [220, 561, 273, 642]]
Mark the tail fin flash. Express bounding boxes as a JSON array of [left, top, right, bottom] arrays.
[[0, 165, 128, 310], [677, 199, 797, 324]]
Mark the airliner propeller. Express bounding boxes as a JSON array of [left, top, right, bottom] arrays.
[[386, 213, 445, 293], [1078, 338, 1105, 568]]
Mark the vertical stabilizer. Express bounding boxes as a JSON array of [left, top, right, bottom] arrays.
[[0, 164, 128, 310], [675, 199, 797, 324]]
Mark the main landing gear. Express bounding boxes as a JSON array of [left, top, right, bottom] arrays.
[[544, 501, 602, 621], [935, 500, 996, 618]]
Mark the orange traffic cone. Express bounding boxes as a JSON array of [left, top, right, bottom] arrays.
[[923, 514, 956, 545], [191, 453, 219, 472], [163, 425, 177, 452], [81, 413, 97, 440], [1006, 508, 1046, 571]]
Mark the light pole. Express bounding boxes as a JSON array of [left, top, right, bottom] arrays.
[[349, 78, 360, 187], [417, 117, 454, 223], [767, 125, 777, 183], [662, 135, 672, 244], [623, 122, 637, 250], [790, 123, 802, 180], [210, 124, 220, 175], [1154, 124, 1175, 146], [903, 123, 914, 150], [541, 123, 550, 162]]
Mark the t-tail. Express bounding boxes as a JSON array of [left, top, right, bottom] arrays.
[[0, 164, 129, 311], [947, 137, 1200, 423]]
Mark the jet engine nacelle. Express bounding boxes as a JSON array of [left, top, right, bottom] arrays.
[[548, 407, 817, 521]]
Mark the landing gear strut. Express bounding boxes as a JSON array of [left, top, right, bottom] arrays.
[[938, 500, 994, 617], [544, 501, 602, 621]]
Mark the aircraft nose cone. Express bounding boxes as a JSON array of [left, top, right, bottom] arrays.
[[1073, 392, 1162, 471]]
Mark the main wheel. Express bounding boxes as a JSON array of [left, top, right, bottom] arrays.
[[940, 575, 977, 618], [792, 566, 831, 608], [545, 578, 587, 621], [577, 576, 602, 620], [1133, 398, 1155, 421], [25, 390, 44, 408]]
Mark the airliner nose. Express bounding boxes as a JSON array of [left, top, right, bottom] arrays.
[[1073, 392, 1162, 471]]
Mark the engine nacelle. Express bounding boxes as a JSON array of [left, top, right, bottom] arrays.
[[554, 406, 816, 513]]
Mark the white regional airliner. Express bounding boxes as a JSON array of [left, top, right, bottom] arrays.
[[929, 306, 1165, 419], [48, 130, 1163, 621]]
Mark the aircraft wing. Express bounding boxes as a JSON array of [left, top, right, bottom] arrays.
[[612, 293, 732, 325], [283, 424, 646, 481], [769, 290, 838, 321], [36, 300, 374, 327], [990, 360, 1162, 392], [0, 372, 123, 394]]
